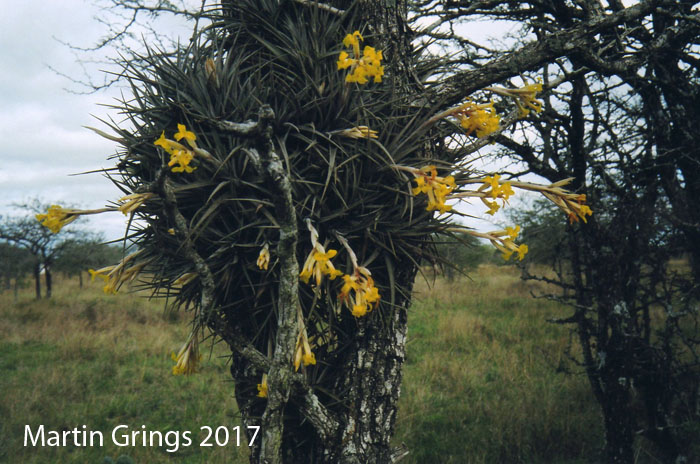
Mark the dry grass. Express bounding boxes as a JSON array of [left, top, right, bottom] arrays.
[[0, 276, 247, 464], [0, 267, 604, 463]]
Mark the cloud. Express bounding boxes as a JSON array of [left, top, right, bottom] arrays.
[[0, 0, 189, 241]]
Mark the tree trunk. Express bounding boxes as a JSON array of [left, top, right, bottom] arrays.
[[219, 2, 419, 462], [228, 258, 417, 464], [33, 264, 41, 299], [14, 278, 19, 304], [78, 271, 83, 289], [45, 266, 52, 299]]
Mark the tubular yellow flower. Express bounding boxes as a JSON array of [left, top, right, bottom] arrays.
[[155, 127, 199, 174], [87, 251, 147, 295], [505, 225, 520, 241], [486, 81, 543, 117], [517, 244, 529, 261], [35, 205, 78, 234], [339, 126, 378, 139], [257, 374, 268, 398], [117, 192, 155, 215], [512, 82, 543, 116], [174, 124, 197, 147], [411, 166, 456, 214], [257, 244, 270, 270], [88, 267, 112, 283], [338, 31, 384, 84], [155, 131, 188, 155], [300, 246, 343, 286], [171, 333, 201, 376], [343, 30, 363, 56], [469, 227, 528, 262], [294, 323, 317, 372], [453, 101, 500, 138], [168, 149, 196, 173], [338, 266, 380, 318], [478, 174, 514, 215]]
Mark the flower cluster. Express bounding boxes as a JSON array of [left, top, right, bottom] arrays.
[[154, 124, 200, 173], [337, 31, 384, 84], [453, 101, 500, 138], [300, 246, 343, 286], [171, 333, 201, 376], [487, 81, 543, 117], [412, 165, 456, 214], [88, 251, 147, 294], [338, 266, 381, 317], [472, 226, 529, 261], [35, 205, 79, 234], [504, 177, 593, 223], [117, 192, 155, 215], [568, 195, 593, 224], [478, 174, 515, 215], [299, 223, 343, 285], [546, 190, 593, 223]]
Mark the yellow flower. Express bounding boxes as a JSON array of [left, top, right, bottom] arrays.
[[338, 31, 384, 84], [154, 131, 187, 155], [302, 352, 316, 366], [36, 205, 77, 234], [117, 193, 154, 215], [505, 225, 520, 241], [512, 82, 543, 116], [411, 166, 456, 214], [338, 266, 380, 318], [155, 129, 198, 174], [337, 51, 353, 70], [300, 246, 343, 286], [454, 101, 500, 138], [174, 124, 197, 146], [294, 325, 317, 372], [257, 244, 270, 270], [484, 200, 500, 216], [487, 81, 543, 117], [257, 374, 268, 398], [478, 226, 528, 262], [517, 244, 529, 261], [88, 267, 111, 283], [168, 149, 196, 173], [343, 31, 363, 55], [171, 334, 201, 376], [484, 174, 501, 195], [478, 174, 514, 214]]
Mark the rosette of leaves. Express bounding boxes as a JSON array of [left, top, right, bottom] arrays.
[[99, 0, 465, 458]]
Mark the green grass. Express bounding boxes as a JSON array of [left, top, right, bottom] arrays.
[[0, 266, 604, 463], [394, 266, 603, 463], [0, 279, 247, 464]]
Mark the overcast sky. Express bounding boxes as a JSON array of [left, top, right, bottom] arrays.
[[0, 1, 524, 242], [0, 1, 195, 240]]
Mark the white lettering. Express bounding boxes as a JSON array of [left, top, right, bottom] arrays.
[[24, 425, 44, 447], [112, 425, 130, 446]]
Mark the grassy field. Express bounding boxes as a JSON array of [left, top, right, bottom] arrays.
[[0, 265, 603, 463]]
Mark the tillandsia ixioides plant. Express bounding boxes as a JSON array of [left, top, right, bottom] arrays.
[[38, 0, 592, 461]]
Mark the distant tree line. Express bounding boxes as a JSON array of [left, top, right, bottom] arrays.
[[0, 200, 121, 300]]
